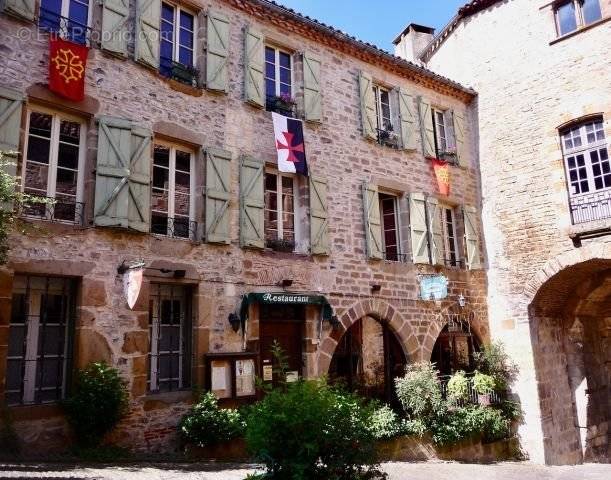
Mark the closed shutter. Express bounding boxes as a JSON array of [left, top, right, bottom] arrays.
[[205, 147, 232, 244], [239, 156, 264, 249], [135, 0, 161, 69], [244, 26, 265, 108], [358, 71, 376, 141], [453, 110, 466, 166], [101, 0, 129, 57], [427, 197, 443, 265], [362, 182, 383, 260], [303, 52, 322, 123], [0, 87, 24, 212], [2, 0, 36, 21], [409, 192, 430, 264], [94, 117, 152, 233], [397, 87, 417, 150], [418, 97, 436, 159], [463, 205, 482, 270], [206, 9, 229, 92], [309, 176, 329, 255]]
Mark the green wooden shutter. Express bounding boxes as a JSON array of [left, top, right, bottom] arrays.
[[409, 192, 430, 264], [205, 147, 232, 244], [127, 126, 152, 232], [358, 71, 376, 141], [418, 97, 436, 158], [2, 0, 36, 21], [452, 110, 466, 166], [0, 87, 24, 212], [135, 0, 161, 69], [427, 197, 443, 265], [397, 87, 417, 150], [239, 156, 264, 249], [206, 9, 230, 92], [463, 205, 482, 270], [309, 176, 329, 255], [303, 52, 322, 123], [362, 182, 383, 260], [94, 117, 151, 232], [244, 26, 264, 108], [101, 0, 129, 57]]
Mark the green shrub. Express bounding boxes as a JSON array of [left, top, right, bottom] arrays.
[[368, 404, 404, 441], [401, 418, 427, 437], [62, 362, 128, 447], [244, 378, 385, 480], [472, 371, 496, 395], [446, 371, 469, 404], [394, 362, 444, 422], [179, 392, 245, 447], [474, 342, 519, 391], [429, 406, 510, 446]]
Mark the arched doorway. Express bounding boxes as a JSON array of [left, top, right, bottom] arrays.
[[431, 320, 481, 377], [328, 316, 407, 404]]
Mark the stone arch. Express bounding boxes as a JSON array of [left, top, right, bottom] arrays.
[[317, 299, 418, 376]]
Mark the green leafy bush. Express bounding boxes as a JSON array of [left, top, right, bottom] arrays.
[[368, 404, 404, 441], [62, 362, 128, 447], [244, 378, 386, 480], [401, 418, 427, 437], [446, 371, 469, 404], [429, 406, 510, 446], [394, 362, 444, 422], [472, 371, 496, 395], [474, 342, 519, 391], [179, 392, 245, 447]]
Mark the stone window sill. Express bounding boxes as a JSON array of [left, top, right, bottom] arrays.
[[549, 16, 611, 45]]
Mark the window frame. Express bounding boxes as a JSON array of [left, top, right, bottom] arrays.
[[431, 108, 456, 158], [264, 169, 299, 247], [373, 85, 392, 133], [378, 191, 402, 262], [40, 0, 93, 28], [21, 107, 87, 224], [440, 204, 460, 267], [264, 45, 294, 99], [160, 1, 197, 68], [554, 0, 603, 36]]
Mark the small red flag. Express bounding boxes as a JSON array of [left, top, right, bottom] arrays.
[[48, 36, 89, 101], [432, 158, 451, 196]]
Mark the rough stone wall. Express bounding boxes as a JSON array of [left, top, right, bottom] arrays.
[[425, 0, 611, 464], [0, 0, 486, 453]]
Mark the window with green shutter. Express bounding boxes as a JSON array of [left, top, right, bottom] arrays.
[[101, 0, 129, 57], [463, 205, 483, 270], [417, 97, 436, 159], [303, 52, 322, 123], [206, 9, 230, 92], [452, 110, 466, 166], [358, 71, 377, 141], [239, 156, 264, 249], [427, 196, 443, 265], [244, 27, 265, 108], [397, 87, 417, 150], [135, 0, 161, 70], [2, 0, 36, 22], [205, 147, 232, 244], [0, 87, 24, 213], [362, 182, 383, 260], [409, 192, 430, 264], [309, 175, 329, 255]]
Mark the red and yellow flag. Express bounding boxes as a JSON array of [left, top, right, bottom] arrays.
[[432, 158, 451, 196], [49, 36, 89, 101]]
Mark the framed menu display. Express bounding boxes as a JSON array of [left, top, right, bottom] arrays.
[[204, 352, 258, 403], [236, 359, 255, 397]]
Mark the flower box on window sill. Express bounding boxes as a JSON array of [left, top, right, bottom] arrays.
[[266, 95, 296, 118], [266, 238, 296, 253], [170, 62, 200, 88], [377, 127, 400, 149]]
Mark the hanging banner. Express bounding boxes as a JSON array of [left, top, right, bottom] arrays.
[[123, 267, 144, 309], [48, 36, 89, 101], [272, 112, 309, 176], [432, 158, 450, 196]]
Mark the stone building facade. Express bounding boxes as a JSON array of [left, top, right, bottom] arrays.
[[0, 0, 487, 453], [405, 0, 611, 465]]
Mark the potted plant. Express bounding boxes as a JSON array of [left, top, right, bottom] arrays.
[[268, 93, 296, 116], [171, 62, 200, 87], [472, 371, 495, 406], [446, 370, 470, 405], [266, 238, 296, 253], [377, 122, 400, 149]]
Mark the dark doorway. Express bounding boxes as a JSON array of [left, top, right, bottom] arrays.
[[431, 324, 481, 376], [328, 316, 406, 405], [259, 304, 305, 385]]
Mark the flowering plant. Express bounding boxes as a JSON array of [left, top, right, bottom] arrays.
[[278, 92, 296, 105]]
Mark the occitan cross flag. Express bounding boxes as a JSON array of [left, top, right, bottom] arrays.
[[48, 36, 89, 102]]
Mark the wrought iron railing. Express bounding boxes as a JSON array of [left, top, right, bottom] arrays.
[[383, 252, 410, 263], [569, 189, 611, 224], [439, 372, 504, 406], [38, 8, 92, 47], [151, 216, 198, 240], [160, 59, 200, 87], [266, 95, 296, 117], [18, 196, 85, 225], [377, 128, 400, 149], [444, 257, 465, 268]]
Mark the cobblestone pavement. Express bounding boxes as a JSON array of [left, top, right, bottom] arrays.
[[0, 462, 609, 479]]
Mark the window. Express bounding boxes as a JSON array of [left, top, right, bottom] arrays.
[[148, 284, 191, 393], [151, 143, 195, 240], [440, 205, 460, 267], [265, 46, 293, 112], [6, 275, 75, 406], [22, 109, 85, 224], [555, 0, 602, 36], [264, 171, 296, 249], [39, 0, 90, 44], [379, 193, 401, 261], [373, 85, 391, 133], [432, 109, 456, 160], [160, 2, 196, 78]]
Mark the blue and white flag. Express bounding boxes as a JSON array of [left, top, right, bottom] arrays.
[[272, 112, 309, 176]]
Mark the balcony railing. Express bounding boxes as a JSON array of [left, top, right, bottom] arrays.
[[439, 372, 504, 406], [377, 128, 400, 149], [18, 196, 85, 225], [161, 59, 200, 87], [383, 252, 410, 262], [151, 216, 198, 240], [569, 189, 611, 224], [38, 8, 92, 46]]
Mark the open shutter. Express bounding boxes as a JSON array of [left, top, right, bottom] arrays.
[[409, 192, 430, 264], [418, 97, 436, 159], [239, 156, 264, 249], [303, 52, 322, 123], [101, 0, 129, 57], [427, 197, 443, 265], [453, 111, 466, 166], [206, 9, 230, 92], [463, 205, 482, 269], [309, 176, 329, 255], [135, 0, 161, 69], [205, 147, 232, 244], [397, 87, 417, 150], [244, 26, 265, 108], [358, 71, 377, 141], [0, 87, 24, 212], [2, 0, 36, 21], [362, 182, 383, 260], [128, 126, 152, 232]]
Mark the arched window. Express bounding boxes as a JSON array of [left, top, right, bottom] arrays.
[[431, 309, 481, 377]]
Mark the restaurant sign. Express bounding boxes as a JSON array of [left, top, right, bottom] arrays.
[[418, 275, 448, 301]]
